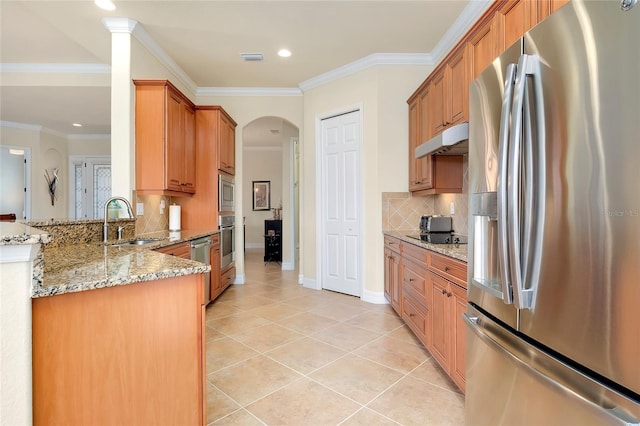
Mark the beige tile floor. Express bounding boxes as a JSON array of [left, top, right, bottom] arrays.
[[205, 249, 465, 425]]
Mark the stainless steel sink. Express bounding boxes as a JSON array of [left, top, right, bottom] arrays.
[[111, 238, 162, 247]]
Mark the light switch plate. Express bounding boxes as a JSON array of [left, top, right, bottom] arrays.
[[136, 202, 144, 216], [450, 201, 455, 215]]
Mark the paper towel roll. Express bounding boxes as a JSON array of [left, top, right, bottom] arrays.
[[169, 205, 181, 231]]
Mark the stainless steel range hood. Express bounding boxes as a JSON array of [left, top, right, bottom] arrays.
[[415, 122, 469, 157]]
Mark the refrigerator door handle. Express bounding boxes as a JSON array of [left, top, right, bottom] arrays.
[[508, 54, 544, 310], [497, 63, 517, 305]]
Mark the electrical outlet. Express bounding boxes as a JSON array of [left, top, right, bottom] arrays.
[[450, 201, 455, 215], [136, 203, 144, 216]]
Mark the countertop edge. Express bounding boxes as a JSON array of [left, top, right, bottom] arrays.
[[383, 230, 468, 263]]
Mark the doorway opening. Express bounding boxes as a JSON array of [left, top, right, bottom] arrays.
[[242, 116, 300, 276]]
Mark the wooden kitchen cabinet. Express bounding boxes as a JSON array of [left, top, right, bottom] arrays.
[[407, 84, 464, 195], [218, 110, 236, 176], [210, 233, 223, 300], [468, 13, 499, 80], [408, 89, 435, 192], [383, 237, 468, 392], [32, 274, 205, 425], [154, 241, 191, 259], [134, 80, 196, 196], [174, 106, 236, 230], [429, 44, 468, 136], [428, 251, 468, 393], [495, 0, 537, 52], [383, 235, 402, 313]]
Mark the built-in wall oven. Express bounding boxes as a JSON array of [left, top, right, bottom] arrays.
[[219, 214, 235, 270], [219, 174, 235, 212]]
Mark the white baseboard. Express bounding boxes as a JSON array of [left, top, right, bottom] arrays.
[[281, 262, 294, 271], [298, 274, 304, 284], [302, 276, 320, 290], [234, 274, 245, 284], [361, 289, 389, 305]]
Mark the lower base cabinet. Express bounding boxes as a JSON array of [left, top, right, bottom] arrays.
[[32, 274, 206, 425], [384, 236, 467, 393]]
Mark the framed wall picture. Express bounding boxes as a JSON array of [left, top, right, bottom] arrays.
[[252, 180, 270, 211]]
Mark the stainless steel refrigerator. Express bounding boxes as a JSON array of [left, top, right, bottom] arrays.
[[466, 1, 640, 424]]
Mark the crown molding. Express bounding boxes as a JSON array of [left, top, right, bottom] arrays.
[[299, 52, 433, 92], [103, 18, 199, 96], [430, 0, 494, 63], [101, 17, 138, 33], [0, 63, 110, 74], [67, 134, 111, 140], [0, 121, 43, 132], [197, 87, 302, 97]]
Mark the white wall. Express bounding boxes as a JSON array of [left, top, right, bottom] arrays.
[[243, 149, 283, 247], [0, 125, 69, 220], [302, 63, 431, 298]]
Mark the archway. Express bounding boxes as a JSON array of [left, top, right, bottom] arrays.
[[242, 116, 300, 272]]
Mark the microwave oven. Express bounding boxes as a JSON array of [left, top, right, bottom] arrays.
[[219, 174, 235, 212]]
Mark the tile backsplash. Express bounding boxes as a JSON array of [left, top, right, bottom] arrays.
[[382, 192, 435, 231], [382, 156, 469, 234], [134, 193, 171, 234]]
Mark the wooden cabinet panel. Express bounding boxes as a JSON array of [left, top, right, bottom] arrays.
[[174, 106, 237, 231], [402, 258, 429, 304], [154, 241, 191, 259], [430, 272, 450, 369], [448, 46, 469, 126], [401, 292, 429, 344], [430, 68, 448, 135], [218, 112, 236, 175], [451, 282, 467, 392], [429, 251, 467, 288], [183, 103, 196, 192], [384, 235, 402, 313], [134, 80, 196, 196], [408, 90, 434, 192], [495, 0, 536, 52], [32, 274, 205, 425], [468, 15, 499, 80]]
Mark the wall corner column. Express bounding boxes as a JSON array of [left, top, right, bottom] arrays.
[[103, 18, 138, 200]]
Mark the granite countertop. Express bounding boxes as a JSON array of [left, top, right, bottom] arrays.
[[34, 228, 220, 298], [384, 230, 468, 262], [0, 221, 52, 245], [0, 221, 219, 298]]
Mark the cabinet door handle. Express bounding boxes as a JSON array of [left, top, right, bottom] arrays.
[[444, 266, 450, 272], [408, 313, 416, 317], [409, 278, 415, 282], [442, 288, 447, 295]]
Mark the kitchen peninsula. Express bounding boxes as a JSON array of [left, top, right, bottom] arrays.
[[2, 219, 214, 426]]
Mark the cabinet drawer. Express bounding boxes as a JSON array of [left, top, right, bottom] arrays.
[[155, 241, 191, 259], [402, 293, 429, 345], [220, 266, 235, 290], [429, 251, 467, 288], [402, 242, 428, 267], [384, 235, 402, 254], [402, 258, 428, 305]]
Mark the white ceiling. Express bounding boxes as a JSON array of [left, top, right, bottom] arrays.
[[0, 0, 490, 139]]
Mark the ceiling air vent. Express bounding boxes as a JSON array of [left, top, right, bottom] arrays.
[[241, 53, 264, 62]]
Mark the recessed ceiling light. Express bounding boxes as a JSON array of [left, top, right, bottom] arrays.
[[278, 49, 292, 58], [72, 123, 83, 127], [95, 0, 116, 11]]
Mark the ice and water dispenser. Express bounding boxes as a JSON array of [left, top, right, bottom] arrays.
[[470, 192, 505, 299]]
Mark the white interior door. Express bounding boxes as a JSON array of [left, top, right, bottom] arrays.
[[320, 110, 361, 297]]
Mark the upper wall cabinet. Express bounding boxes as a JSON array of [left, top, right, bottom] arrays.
[[217, 112, 236, 176], [134, 80, 196, 196]]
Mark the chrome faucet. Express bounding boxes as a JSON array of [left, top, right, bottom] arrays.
[[103, 196, 135, 242]]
